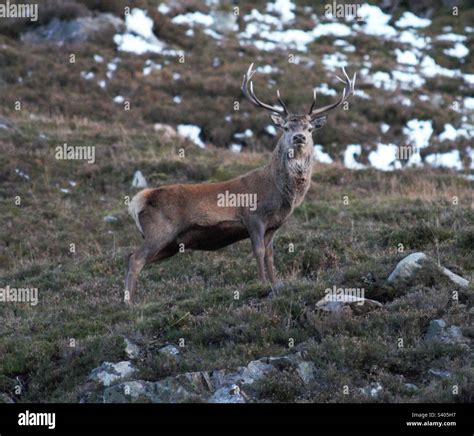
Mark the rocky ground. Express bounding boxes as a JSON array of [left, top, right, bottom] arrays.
[[0, 0, 473, 403]]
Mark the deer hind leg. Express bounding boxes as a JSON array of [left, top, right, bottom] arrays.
[[248, 219, 267, 283], [124, 237, 176, 304]]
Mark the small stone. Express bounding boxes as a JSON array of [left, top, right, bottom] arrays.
[[158, 345, 180, 357], [132, 170, 147, 188], [429, 369, 451, 379], [124, 338, 140, 359], [103, 215, 118, 223]]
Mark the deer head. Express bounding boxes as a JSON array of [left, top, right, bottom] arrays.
[[242, 63, 356, 159]]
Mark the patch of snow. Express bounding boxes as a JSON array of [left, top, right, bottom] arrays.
[[344, 144, 365, 170], [234, 129, 253, 139], [177, 124, 205, 148], [256, 65, 277, 74], [395, 49, 418, 65], [158, 3, 171, 14], [81, 71, 94, 80], [113, 95, 125, 104], [464, 97, 474, 110], [172, 11, 213, 27], [173, 96, 182, 104], [114, 8, 173, 55], [94, 54, 104, 63], [313, 22, 351, 38], [230, 143, 242, 153], [314, 82, 337, 96], [439, 124, 469, 142], [322, 52, 347, 70], [265, 125, 277, 136], [354, 4, 397, 37], [267, 0, 295, 24], [425, 150, 463, 170], [368, 143, 402, 171], [392, 70, 425, 90], [98, 80, 106, 89], [143, 59, 162, 76], [437, 33, 467, 42], [313, 145, 333, 164], [399, 30, 431, 49], [395, 12, 431, 28], [443, 42, 469, 58], [403, 119, 433, 149], [380, 123, 390, 134]]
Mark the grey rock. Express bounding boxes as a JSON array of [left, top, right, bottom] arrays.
[[429, 369, 452, 379], [387, 252, 429, 283], [404, 383, 419, 392], [387, 252, 469, 288], [90, 361, 136, 387], [360, 382, 383, 398], [209, 384, 245, 403], [296, 361, 317, 384], [158, 345, 180, 357], [425, 319, 447, 340], [22, 14, 124, 45], [124, 338, 140, 359], [132, 171, 147, 189], [0, 393, 15, 403], [425, 320, 467, 345]]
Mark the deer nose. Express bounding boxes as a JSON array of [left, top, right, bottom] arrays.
[[292, 133, 306, 144]]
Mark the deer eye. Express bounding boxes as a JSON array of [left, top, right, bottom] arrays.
[[307, 126, 314, 132], [284, 126, 290, 131]]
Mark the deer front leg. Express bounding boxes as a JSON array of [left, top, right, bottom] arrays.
[[248, 219, 267, 283], [264, 231, 277, 285]]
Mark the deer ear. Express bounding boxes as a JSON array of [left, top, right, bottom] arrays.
[[270, 114, 286, 129], [310, 115, 327, 130]]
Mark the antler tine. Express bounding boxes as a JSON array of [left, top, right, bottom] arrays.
[[308, 67, 356, 117], [276, 89, 289, 115], [241, 63, 287, 116], [308, 88, 317, 114]]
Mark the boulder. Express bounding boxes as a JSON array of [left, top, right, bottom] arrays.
[[387, 252, 469, 288], [89, 361, 136, 387], [424, 319, 467, 345]]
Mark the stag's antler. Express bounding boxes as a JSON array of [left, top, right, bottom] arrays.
[[308, 67, 356, 116], [241, 63, 289, 116]]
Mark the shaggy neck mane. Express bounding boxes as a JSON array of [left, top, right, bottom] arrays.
[[269, 136, 313, 204]]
